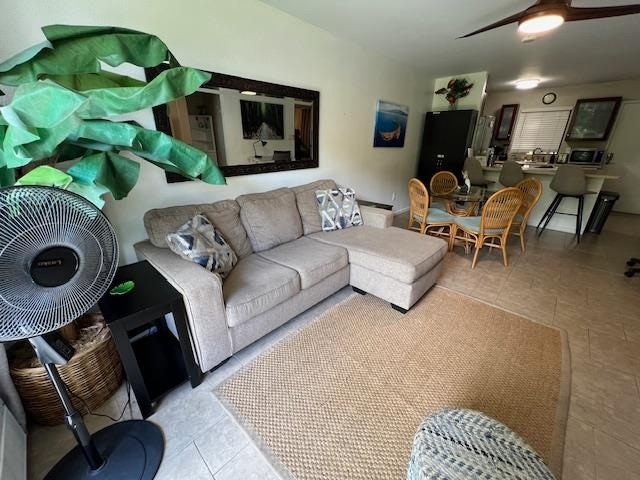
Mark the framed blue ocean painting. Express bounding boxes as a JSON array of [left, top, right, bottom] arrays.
[[373, 100, 408, 148]]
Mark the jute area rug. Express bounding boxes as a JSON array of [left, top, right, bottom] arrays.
[[215, 287, 570, 480]]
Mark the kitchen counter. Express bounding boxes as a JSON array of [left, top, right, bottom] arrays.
[[483, 165, 619, 179], [482, 165, 620, 235]]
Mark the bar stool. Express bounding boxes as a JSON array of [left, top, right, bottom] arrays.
[[499, 160, 525, 187], [464, 157, 492, 187], [536, 165, 592, 243]]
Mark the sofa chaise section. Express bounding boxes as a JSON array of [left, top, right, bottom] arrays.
[[310, 226, 448, 312]]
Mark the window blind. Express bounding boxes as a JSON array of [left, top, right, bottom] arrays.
[[509, 108, 571, 153]]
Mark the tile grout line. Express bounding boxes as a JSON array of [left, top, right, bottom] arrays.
[[193, 441, 217, 479], [592, 425, 640, 458], [212, 443, 248, 477]]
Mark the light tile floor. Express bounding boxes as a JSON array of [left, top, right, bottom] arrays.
[[28, 212, 640, 479]]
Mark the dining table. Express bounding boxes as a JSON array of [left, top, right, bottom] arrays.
[[430, 186, 491, 216]]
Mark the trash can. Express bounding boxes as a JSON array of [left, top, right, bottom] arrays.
[[586, 191, 620, 234]]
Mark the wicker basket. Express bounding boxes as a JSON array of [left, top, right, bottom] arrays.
[[9, 313, 123, 426]]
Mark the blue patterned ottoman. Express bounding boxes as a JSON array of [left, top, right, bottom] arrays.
[[407, 409, 556, 480]]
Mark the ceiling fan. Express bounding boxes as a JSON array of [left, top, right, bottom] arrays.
[[460, 0, 640, 38]]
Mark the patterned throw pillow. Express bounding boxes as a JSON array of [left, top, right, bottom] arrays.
[[166, 214, 238, 278], [316, 188, 363, 232]]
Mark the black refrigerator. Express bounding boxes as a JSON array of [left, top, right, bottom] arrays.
[[417, 109, 478, 184]]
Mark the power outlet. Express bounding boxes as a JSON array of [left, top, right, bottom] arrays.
[[391, 192, 397, 202]]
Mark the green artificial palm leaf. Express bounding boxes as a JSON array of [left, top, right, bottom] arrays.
[[4, 67, 208, 126], [0, 25, 173, 86], [0, 166, 15, 187], [14, 165, 73, 188], [71, 120, 224, 185], [45, 70, 147, 91], [67, 151, 140, 200], [0, 24, 226, 205], [0, 67, 209, 162], [66, 180, 110, 208]]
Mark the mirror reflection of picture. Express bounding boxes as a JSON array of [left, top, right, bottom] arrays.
[[240, 100, 284, 140]]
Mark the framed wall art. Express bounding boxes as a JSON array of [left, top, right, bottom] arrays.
[[373, 100, 408, 148], [566, 97, 622, 141]]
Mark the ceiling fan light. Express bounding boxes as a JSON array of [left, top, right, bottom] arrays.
[[518, 14, 565, 34], [515, 79, 540, 90]]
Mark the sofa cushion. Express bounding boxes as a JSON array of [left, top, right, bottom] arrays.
[[258, 237, 349, 289], [166, 214, 237, 278], [144, 200, 253, 259], [310, 226, 447, 284], [316, 188, 363, 231], [292, 179, 337, 235], [224, 254, 300, 327], [236, 188, 303, 253], [201, 200, 253, 259]]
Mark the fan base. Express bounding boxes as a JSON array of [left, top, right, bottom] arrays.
[[44, 420, 163, 480]]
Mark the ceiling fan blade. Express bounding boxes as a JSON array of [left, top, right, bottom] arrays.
[[535, 0, 571, 5], [458, 10, 526, 38], [566, 5, 640, 21]]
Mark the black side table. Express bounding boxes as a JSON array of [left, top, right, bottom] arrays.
[[98, 260, 202, 418]]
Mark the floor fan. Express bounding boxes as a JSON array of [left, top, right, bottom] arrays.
[[0, 186, 164, 479]]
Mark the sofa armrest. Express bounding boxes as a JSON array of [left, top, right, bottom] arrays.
[[360, 205, 394, 229], [134, 241, 232, 372]]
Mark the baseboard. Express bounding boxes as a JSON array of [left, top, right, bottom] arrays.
[[394, 207, 409, 215]]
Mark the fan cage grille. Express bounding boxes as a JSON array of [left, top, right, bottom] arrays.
[[0, 186, 118, 341]]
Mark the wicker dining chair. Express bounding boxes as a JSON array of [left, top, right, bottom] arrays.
[[429, 171, 458, 196], [429, 171, 474, 216], [510, 178, 543, 252], [408, 178, 456, 250], [452, 187, 523, 268]]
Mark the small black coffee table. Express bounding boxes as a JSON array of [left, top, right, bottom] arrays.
[[98, 260, 202, 418]]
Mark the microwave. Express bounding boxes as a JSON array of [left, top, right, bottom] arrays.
[[567, 148, 605, 166]]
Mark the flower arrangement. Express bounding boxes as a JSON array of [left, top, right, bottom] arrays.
[[435, 78, 474, 108]]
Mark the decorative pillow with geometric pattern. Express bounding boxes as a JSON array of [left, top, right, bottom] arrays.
[[316, 188, 363, 232], [166, 214, 238, 278]]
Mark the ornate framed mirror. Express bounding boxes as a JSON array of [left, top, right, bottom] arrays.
[[145, 65, 319, 180]]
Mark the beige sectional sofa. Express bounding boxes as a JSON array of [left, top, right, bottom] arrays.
[[134, 179, 447, 373]]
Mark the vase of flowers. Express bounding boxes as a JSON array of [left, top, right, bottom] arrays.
[[435, 78, 474, 110]]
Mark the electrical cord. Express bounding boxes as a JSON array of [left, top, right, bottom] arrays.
[[68, 377, 133, 423]]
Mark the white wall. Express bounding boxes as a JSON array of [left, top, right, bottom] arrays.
[[432, 71, 488, 112], [1, 0, 433, 263]]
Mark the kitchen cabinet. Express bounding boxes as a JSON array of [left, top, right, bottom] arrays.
[[494, 104, 519, 141], [417, 109, 477, 183]]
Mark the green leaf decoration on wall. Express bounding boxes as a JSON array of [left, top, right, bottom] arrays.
[[0, 24, 225, 207]]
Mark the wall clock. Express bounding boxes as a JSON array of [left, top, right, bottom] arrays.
[[542, 92, 557, 105]]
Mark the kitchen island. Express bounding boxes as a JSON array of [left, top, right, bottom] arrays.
[[482, 165, 619, 235]]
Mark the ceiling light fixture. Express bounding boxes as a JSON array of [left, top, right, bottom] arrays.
[[518, 13, 565, 34], [240, 90, 257, 95], [515, 79, 540, 90]]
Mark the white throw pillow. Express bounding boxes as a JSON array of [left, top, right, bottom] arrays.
[[316, 188, 363, 232]]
